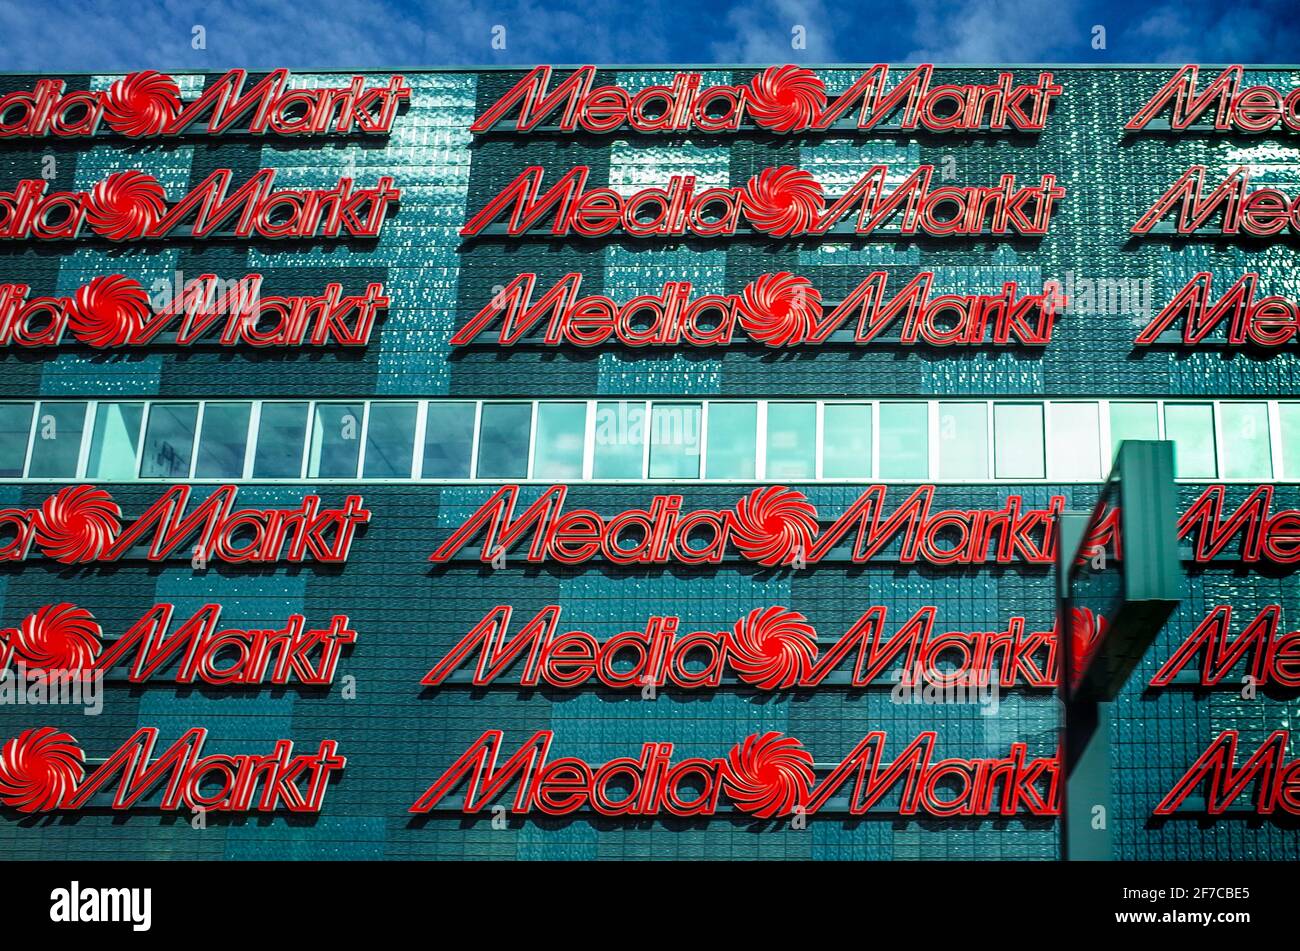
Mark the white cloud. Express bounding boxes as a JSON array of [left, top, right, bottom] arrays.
[[0, 0, 678, 71], [1129, 2, 1273, 63], [709, 0, 843, 63], [901, 0, 1080, 62]]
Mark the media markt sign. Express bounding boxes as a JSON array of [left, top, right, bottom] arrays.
[[1, 60, 1299, 868]]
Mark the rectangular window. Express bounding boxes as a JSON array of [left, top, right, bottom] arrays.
[[593, 401, 646, 479], [766, 402, 816, 479], [533, 402, 586, 479], [938, 402, 988, 480], [87, 403, 144, 480], [140, 403, 196, 479], [476, 402, 531, 479], [1218, 402, 1271, 480], [648, 402, 701, 478], [1164, 403, 1216, 479], [704, 402, 757, 479], [253, 402, 309, 479], [362, 402, 417, 479], [993, 403, 1045, 479], [1047, 402, 1101, 481], [822, 403, 872, 478], [194, 403, 251, 479], [0, 403, 34, 478], [1279, 403, 1300, 481], [878, 402, 928, 479], [27, 402, 87, 478], [1108, 401, 1159, 462], [423, 402, 476, 479], [308, 403, 363, 479]]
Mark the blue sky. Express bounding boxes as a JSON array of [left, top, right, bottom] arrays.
[[0, 0, 1295, 70]]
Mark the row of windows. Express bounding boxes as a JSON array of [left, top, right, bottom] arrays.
[[0, 397, 1294, 485]]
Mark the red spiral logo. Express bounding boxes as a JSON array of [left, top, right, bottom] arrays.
[[0, 728, 84, 813], [722, 732, 815, 819], [730, 486, 818, 567], [741, 166, 824, 237], [68, 274, 152, 348], [85, 170, 166, 241], [34, 486, 121, 565], [1068, 607, 1108, 689], [102, 70, 182, 137], [10, 604, 101, 671], [745, 66, 826, 132], [727, 607, 818, 689], [737, 272, 823, 346]]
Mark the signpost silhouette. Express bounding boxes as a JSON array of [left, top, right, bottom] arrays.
[[1058, 440, 1183, 860]]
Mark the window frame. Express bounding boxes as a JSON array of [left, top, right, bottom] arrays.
[[0, 396, 1293, 486]]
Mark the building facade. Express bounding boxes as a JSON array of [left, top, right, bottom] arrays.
[[1, 64, 1299, 859]]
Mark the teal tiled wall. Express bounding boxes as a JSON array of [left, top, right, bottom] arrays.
[[2, 67, 1299, 860]]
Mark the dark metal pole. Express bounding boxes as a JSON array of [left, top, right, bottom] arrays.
[[1062, 696, 1113, 860], [1056, 511, 1113, 861]]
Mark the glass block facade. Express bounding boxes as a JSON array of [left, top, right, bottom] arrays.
[[1, 66, 1299, 860]]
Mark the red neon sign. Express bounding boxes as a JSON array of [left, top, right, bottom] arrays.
[[0, 727, 345, 813], [1135, 273, 1300, 347], [0, 274, 387, 348], [1132, 166, 1300, 237], [422, 603, 1058, 690], [0, 168, 400, 241], [409, 729, 1061, 818], [0, 603, 356, 685], [1126, 65, 1300, 134], [460, 164, 1064, 239], [0, 69, 410, 139], [1155, 730, 1300, 815], [429, 484, 1300, 568], [1151, 605, 1300, 688], [0, 485, 370, 565], [451, 271, 1063, 349], [471, 65, 1062, 135], [427, 602, 1297, 693]]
